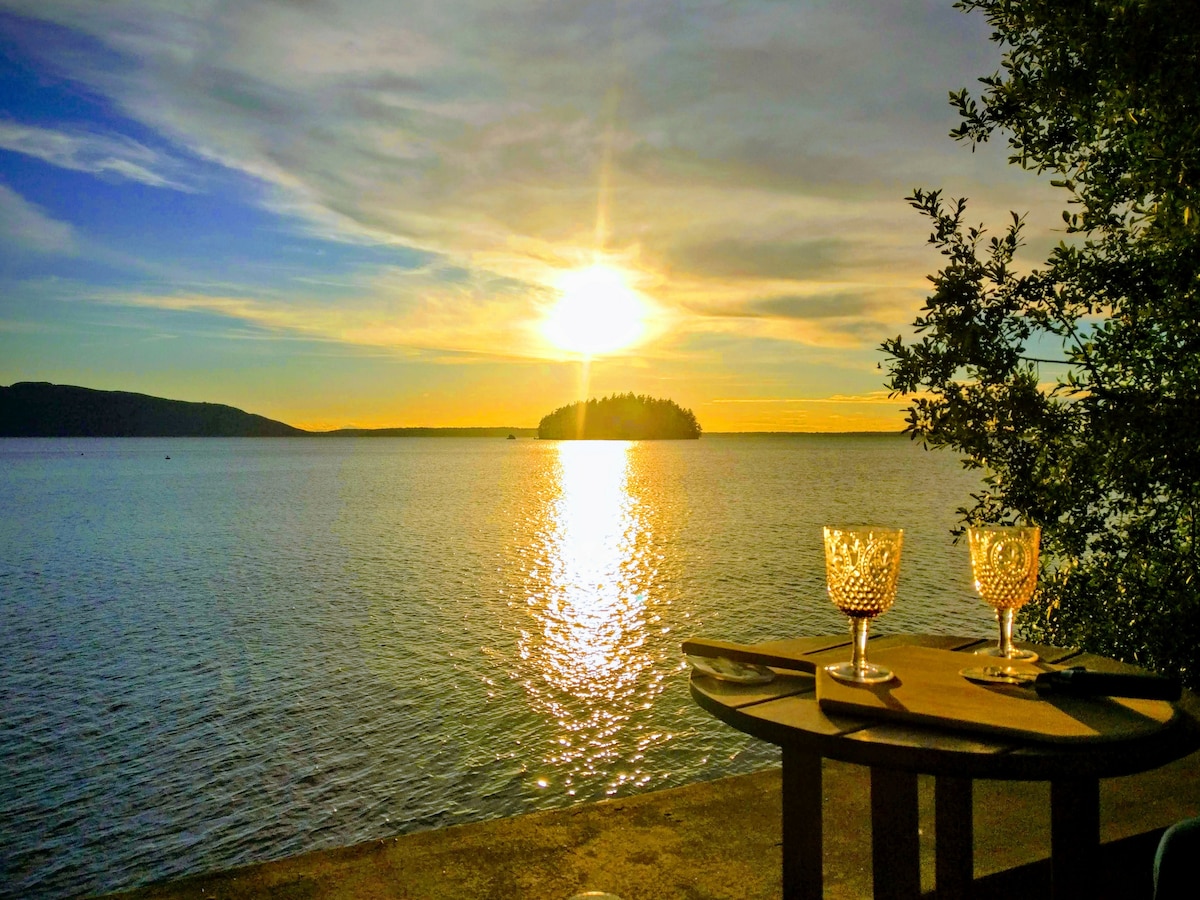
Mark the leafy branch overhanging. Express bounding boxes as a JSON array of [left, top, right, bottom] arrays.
[[882, 0, 1200, 684]]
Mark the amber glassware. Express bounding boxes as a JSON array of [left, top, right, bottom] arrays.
[[967, 525, 1040, 662], [823, 526, 904, 684]]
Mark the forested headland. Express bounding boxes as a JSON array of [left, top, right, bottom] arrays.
[[0, 383, 536, 437], [0, 382, 306, 437], [538, 394, 701, 440]]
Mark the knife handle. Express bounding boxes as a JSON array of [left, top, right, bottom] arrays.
[[680, 638, 818, 673], [1034, 668, 1182, 701]]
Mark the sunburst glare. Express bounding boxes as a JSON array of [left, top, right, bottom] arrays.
[[518, 441, 667, 797], [543, 263, 648, 357]]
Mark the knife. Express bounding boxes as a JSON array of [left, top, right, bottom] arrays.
[[979, 665, 1182, 701], [681, 638, 819, 673]]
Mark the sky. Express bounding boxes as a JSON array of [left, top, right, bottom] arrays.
[[0, 0, 1066, 432]]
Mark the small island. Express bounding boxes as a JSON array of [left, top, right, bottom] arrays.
[[538, 393, 701, 440]]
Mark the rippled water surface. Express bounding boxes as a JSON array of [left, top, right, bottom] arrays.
[[0, 435, 987, 898]]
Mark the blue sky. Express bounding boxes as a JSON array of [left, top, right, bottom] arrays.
[[0, 1, 1065, 430]]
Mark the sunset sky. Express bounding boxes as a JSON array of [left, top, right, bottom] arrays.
[[0, 0, 1066, 432]]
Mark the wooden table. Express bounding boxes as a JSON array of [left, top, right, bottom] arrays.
[[688, 634, 1200, 900]]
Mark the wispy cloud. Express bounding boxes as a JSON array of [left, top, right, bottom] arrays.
[[1, 0, 1064, 363], [107, 260, 562, 361], [0, 121, 191, 189], [0, 182, 75, 252]]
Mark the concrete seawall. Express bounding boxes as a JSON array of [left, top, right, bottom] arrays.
[[106, 750, 1200, 900]]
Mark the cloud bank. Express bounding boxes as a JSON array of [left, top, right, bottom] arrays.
[[0, 0, 1067, 427]]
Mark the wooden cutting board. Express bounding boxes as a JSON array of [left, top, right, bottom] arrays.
[[816, 645, 1177, 743]]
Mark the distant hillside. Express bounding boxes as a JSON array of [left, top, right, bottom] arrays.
[[539, 393, 701, 440], [0, 382, 307, 437], [323, 426, 538, 438]]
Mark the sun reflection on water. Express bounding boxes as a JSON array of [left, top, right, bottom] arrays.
[[518, 440, 666, 797]]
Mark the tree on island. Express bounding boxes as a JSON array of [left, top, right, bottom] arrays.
[[883, 1, 1200, 684], [538, 394, 701, 440]]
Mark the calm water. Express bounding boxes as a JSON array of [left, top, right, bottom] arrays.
[[0, 435, 986, 898]]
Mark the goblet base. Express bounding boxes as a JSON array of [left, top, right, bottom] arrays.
[[825, 661, 895, 684], [975, 645, 1039, 663]]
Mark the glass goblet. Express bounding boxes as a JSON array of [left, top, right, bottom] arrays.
[[967, 525, 1040, 662], [823, 526, 904, 684]]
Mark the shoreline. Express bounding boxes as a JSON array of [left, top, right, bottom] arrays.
[[104, 754, 1200, 900]]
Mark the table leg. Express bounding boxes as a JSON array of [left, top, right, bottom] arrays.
[[934, 775, 973, 899], [782, 747, 822, 900], [871, 767, 921, 900], [1050, 778, 1099, 900]]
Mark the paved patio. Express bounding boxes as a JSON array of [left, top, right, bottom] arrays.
[[106, 748, 1200, 900]]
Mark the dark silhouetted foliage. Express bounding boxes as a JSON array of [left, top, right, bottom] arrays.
[[882, 1, 1200, 684], [538, 393, 701, 440]]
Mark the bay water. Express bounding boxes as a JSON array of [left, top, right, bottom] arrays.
[[0, 435, 987, 898]]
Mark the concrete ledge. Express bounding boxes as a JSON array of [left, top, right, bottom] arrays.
[[106, 751, 1200, 900]]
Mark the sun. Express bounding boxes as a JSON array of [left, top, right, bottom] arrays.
[[543, 263, 648, 356]]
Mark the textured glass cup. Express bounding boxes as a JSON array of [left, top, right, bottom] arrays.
[[823, 526, 904, 684], [968, 525, 1040, 662]]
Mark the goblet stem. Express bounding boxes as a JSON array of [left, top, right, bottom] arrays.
[[996, 608, 1016, 658], [975, 606, 1038, 661], [825, 614, 892, 684], [851, 616, 871, 676]]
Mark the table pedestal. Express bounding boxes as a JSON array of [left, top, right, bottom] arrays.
[[1051, 778, 1100, 899], [780, 757, 1103, 900], [691, 636, 1196, 900], [781, 747, 822, 900], [871, 768, 920, 899], [935, 775, 973, 898]]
